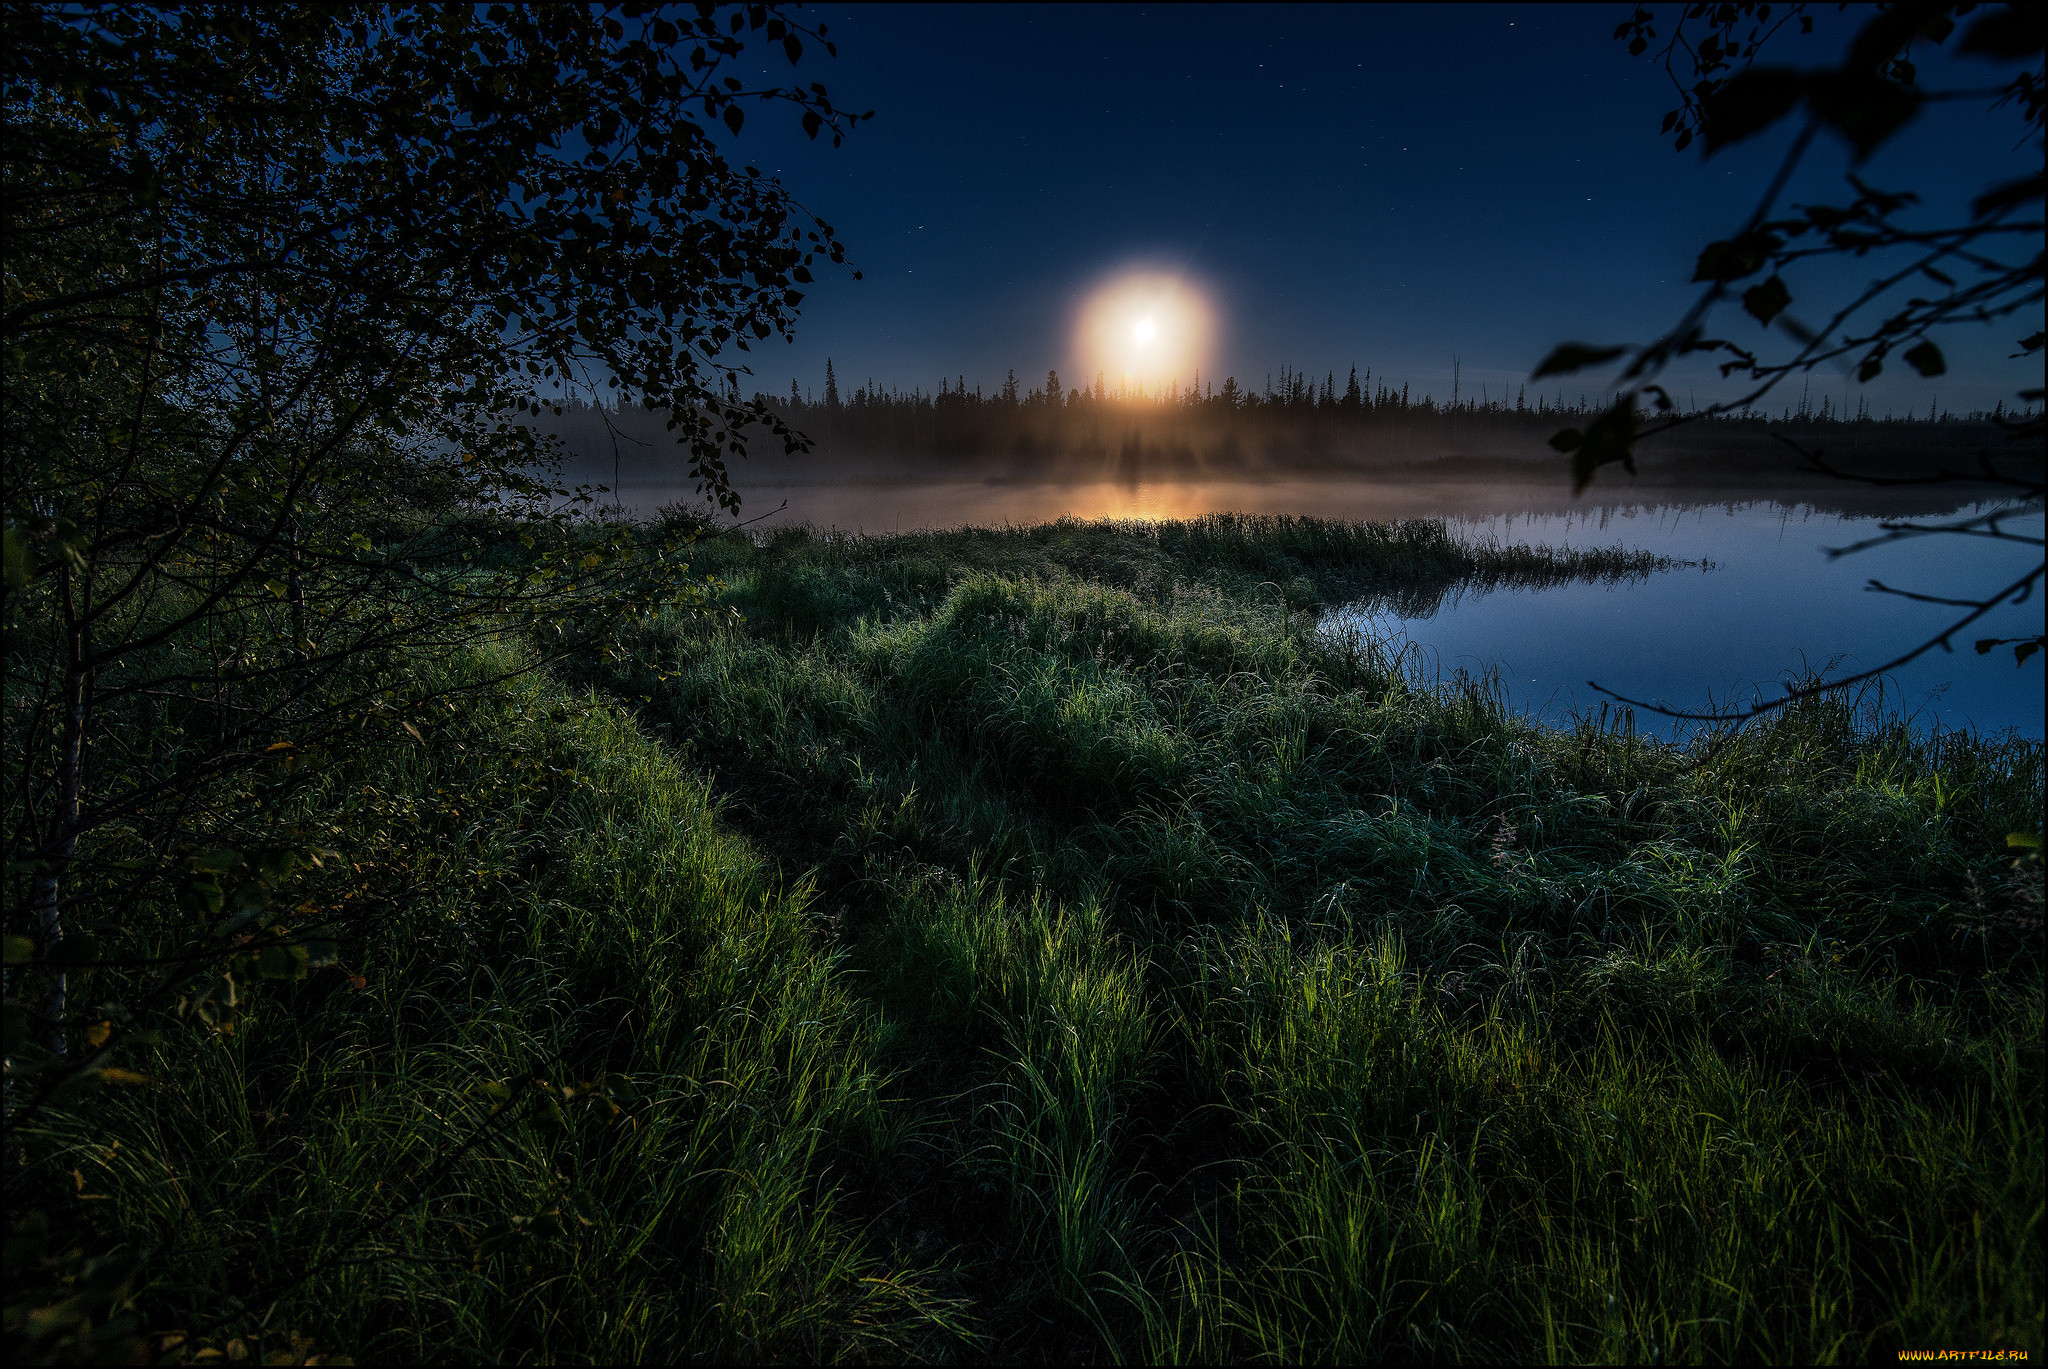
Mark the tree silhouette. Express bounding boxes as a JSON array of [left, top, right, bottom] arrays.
[[3, 0, 864, 1128], [1535, 1, 2043, 717]]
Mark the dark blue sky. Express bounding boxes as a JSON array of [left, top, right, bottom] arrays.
[[724, 3, 2038, 414]]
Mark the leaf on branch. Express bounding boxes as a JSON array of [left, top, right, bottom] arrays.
[[181, 874, 225, 920], [1531, 343, 1628, 379], [1804, 71, 1921, 162], [1693, 232, 1781, 282], [2, 526, 31, 592], [256, 944, 309, 980], [4, 935, 32, 965], [1971, 171, 2044, 219], [50, 520, 89, 573], [1742, 275, 1792, 326], [1701, 68, 1804, 153], [1777, 313, 1818, 344], [1848, 2, 1958, 73], [2014, 331, 2047, 356], [1961, 5, 2047, 59], [1903, 340, 1947, 377], [1567, 394, 1641, 495]]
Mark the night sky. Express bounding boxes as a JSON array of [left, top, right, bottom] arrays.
[[727, 3, 2038, 415]]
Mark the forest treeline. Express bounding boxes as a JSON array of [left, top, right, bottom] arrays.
[[542, 359, 2036, 485]]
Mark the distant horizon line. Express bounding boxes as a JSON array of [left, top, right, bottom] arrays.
[[549, 360, 2036, 425], [737, 357, 2038, 424]]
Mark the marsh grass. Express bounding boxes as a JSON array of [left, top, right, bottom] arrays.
[[13, 656, 968, 1363], [13, 516, 2039, 1363], [591, 516, 2042, 1361]]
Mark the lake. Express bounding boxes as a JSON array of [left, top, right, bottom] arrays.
[[615, 474, 2046, 741]]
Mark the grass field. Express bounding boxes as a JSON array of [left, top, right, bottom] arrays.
[[10, 515, 2041, 1363]]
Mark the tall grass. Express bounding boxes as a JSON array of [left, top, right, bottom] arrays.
[[590, 517, 2042, 1361], [15, 517, 2039, 1362], [15, 652, 966, 1363]]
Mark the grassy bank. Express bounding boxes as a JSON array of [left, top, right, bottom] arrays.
[[9, 516, 2041, 1363]]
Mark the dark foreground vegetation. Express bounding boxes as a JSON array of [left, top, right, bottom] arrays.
[[7, 4, 2042, 1364], [9, 514, 2040, 1364]]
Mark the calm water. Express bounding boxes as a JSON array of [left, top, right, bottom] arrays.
[[619, 476, 2046, 741], [1327, 503, 2044, 741]]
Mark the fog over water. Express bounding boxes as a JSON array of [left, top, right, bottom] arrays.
[[604, 469, 2043, 742]]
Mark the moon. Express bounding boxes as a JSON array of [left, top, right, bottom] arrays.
[[1075, 272, 1215, 395]]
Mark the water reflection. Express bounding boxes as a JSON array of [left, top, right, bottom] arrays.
[[616, 473, 2005, 530], [1324, 502, 2044, 741]]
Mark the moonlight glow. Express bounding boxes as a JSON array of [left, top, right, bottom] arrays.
[[1076, 272, 1214, 394]]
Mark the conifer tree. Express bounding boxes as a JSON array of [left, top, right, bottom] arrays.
[[825, 358, 841, 410]]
